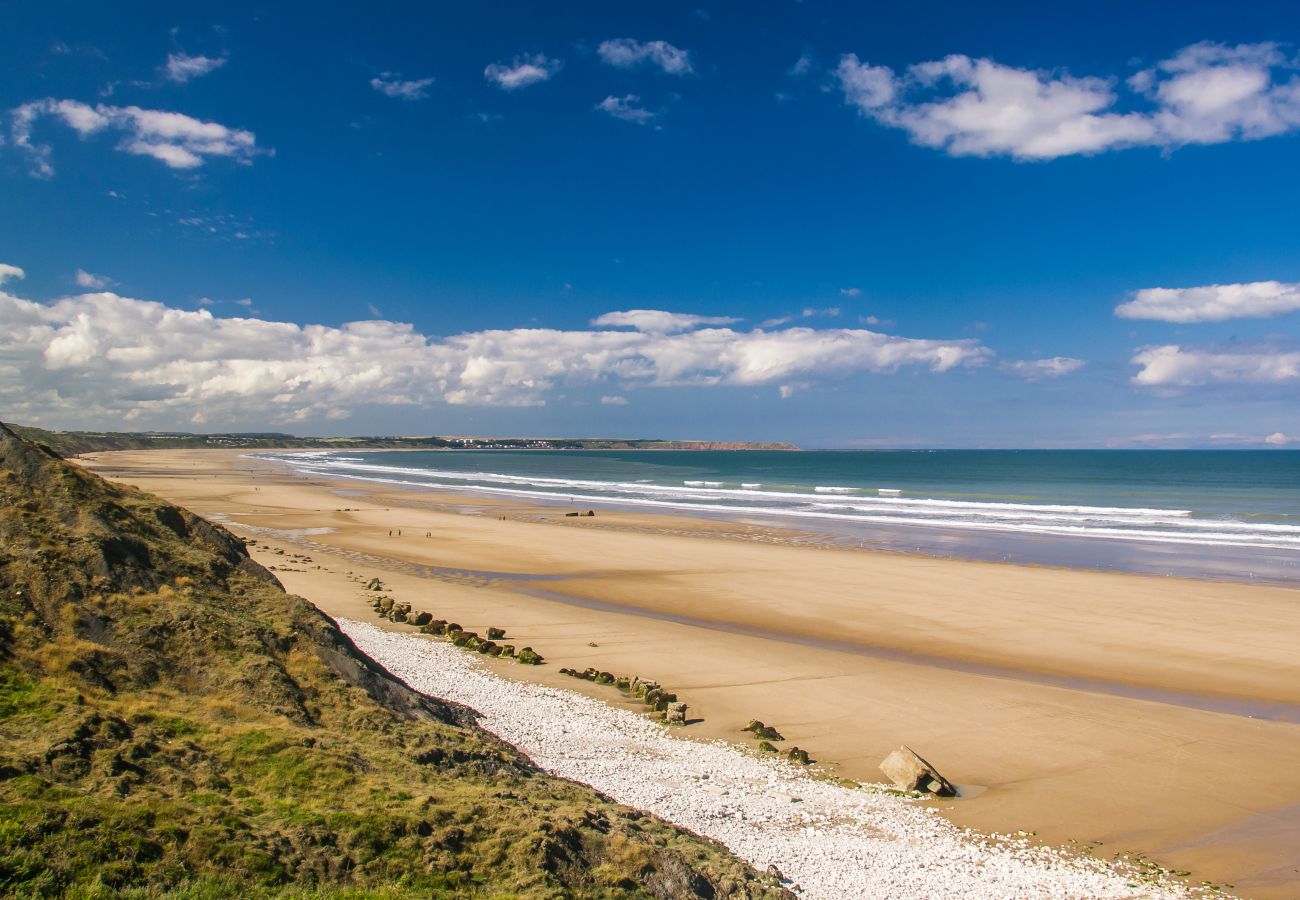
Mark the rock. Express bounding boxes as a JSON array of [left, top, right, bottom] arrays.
[[391, 611, 408, 623], [582, 668, 599, 681], [786, 747, 810, 765], [476, 641, 496, 655], [614, 676, 631, 691], [410, 612, 432, 627], [486, 627, 505, 640], [878, 746, 956, 797], [499, 644, 515, 658], [430, 619, 447, 633], [757, 741, 776, 753], [743, 720, 783, 741], [564, 511, 580, 517], [665, 702, 688, 724], [378, 597, 394, 613], [444, 622, 462, 634], [595, 671, 615, 685], [516, 647, 543, 666]]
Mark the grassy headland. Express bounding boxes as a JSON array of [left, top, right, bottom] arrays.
[[0, 423, 785, 898]]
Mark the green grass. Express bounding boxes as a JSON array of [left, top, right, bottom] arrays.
[[0, 422, 783, 898]]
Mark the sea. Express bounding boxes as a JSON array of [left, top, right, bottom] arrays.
[[261, 449, 1300, 585]]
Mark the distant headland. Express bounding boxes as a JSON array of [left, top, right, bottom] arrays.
[[9, 423, 798, 456]]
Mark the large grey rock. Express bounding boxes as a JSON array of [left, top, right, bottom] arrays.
[[879, 746, 956, 797]]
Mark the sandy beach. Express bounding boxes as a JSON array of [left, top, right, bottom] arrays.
[[80, 448, 1300, 897]]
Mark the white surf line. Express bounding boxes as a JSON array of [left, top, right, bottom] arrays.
[[340, 619, 1194, 900]]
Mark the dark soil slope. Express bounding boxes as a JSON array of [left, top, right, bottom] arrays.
[[0, 423, 785, 898]]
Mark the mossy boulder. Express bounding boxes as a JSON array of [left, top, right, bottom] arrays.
[[410, 611, 432, 627], [757, 741, 777, 753], [516, 647, 544, 666], [744, 720, 784, 742], [486, 627, 505, 640], [476, 641, 497, 655], [786, 747, 810, 765], [595, 671, 615, 685]]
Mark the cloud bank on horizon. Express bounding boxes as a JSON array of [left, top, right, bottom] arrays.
[[0, 277, 994, 428]]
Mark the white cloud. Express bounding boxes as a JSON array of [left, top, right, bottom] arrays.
[[789, 52, 814, 77], [9, 98, 263, 175], [1116, 280, 1300, 322], [370, 73, 435, 101], [1131, 344, 1300, 386], [1265, 431, 1291, 445], [75, 269, 111, 289], [1001, 357, 1086, 380], [595, 94, 658, 125], [839, 287, 861, 297], [597, 39, 693, 75], [0, 264, 25, 285], [835, 41, 1300, 159], [0, 282, 990, 427], [163, 52, 227, 84], [484, 54, 562, 90], [600, 395, 629, 406], [760, 307, 839, 328], [591, 310, 739, 333]]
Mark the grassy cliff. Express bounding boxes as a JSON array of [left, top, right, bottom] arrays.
[[0, 423, 784, 898]]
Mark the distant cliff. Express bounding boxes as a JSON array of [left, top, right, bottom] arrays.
[[8, 423, 797, 456]]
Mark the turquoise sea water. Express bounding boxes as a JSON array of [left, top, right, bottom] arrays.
[[265, 449, 1300, 584]]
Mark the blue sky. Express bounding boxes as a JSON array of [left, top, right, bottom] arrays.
[[3, 1, 1299, 447]]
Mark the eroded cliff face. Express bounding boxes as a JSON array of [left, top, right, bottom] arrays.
[[0, 422, 787, 899]]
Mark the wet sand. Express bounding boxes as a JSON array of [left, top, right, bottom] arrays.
[[81, 448, 1300, 897]]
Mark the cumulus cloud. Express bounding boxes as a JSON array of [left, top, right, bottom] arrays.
[[163, 52, 227, 84], [597, 39, 693, 75], [1131, 344, 1300, 386], [595, 94, 658, 125], [835, 41, 1300, 159], [1116, 280, 1300, 322], [370, 73, 435, 101], [484, 54, 562, 90], [0, 282, 989, 427], [9, 98, 263, 176], [0, 264, 25, 285], [75, 269, 111, 290], [1265, 431, 1291, 445], [1000, 357, 1086, 380]]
